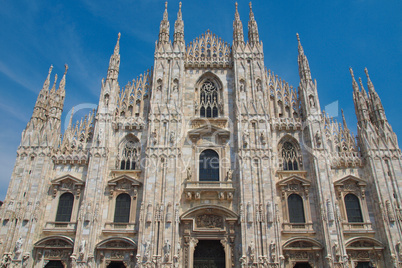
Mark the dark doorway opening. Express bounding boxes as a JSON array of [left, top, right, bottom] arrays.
[[294, 262, 312, 268], [107, 261, 126, 268], [194, 240, 225, 268], [356, 262, 372, 268], [45, 261, 64, 268]]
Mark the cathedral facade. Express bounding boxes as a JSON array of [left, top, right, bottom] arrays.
[[1, 2, 402, 268]]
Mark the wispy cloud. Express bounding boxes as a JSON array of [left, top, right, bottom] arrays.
[[0, 61, 38, 93]]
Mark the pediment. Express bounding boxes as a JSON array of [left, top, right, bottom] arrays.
[[334, 175, 367, 187], [346, 237, 384, 249], [108, 175, 142, 187], [278, 174, 310, 187], [188, 120, 230, 143], [96, 237, 136, 249], [51, 175, 84, 186], [283, 237, 322, 250]]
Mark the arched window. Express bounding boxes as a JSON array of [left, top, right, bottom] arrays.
[[199, 149, 219, 181], [282, 142, 299, 170], [288, 194, 305, 223], [114, 193, 131, 223], [200, 80, 219, 118], [120, 140, 140, 170], [55, 193, 74, 222], [344, 194, 363, 223]]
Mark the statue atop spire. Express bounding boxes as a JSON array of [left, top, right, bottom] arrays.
[[233, 2, 244, 47], [173, 2, 184, 46], [247, 2, 259, 47], [43, 65, 53, 90], [158, 2, 170, 45], [364, 67, 375, 93], [58, 64, 68, 92], [296, 33, 312, 82], [349, 67, 359, 92], [107, 33, 121, 81]]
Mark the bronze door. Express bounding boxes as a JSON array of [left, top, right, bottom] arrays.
[[193, 240, 225, 268]]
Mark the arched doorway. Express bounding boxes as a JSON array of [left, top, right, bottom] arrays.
[[45, 260, 64, 268], [294, 262, 312, 268], [107, 261, 126, 268], [194, 240, 225, 268]]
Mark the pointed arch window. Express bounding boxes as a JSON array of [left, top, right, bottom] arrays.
[[114, 193, 131, 223], [282, 142, 299, 170], [288, 194, 305, 223], [344, 194, 363, 223], [199, 149, 219, 181], [120, 140, 140, 170], [200, 80, 219, 118], [55, 193, 74, 222]]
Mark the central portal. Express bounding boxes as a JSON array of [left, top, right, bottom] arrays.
[[194, 240, 225, 268]]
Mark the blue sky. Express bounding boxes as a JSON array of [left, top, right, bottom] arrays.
[[0, 0, 401, 200]]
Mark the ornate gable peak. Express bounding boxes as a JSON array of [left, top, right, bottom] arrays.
[[277, 173, 310, 187], [334, 175, 367, 187], [283, 237, 323, 250], [51, 174, 84, 186], [108, 175, 142, 186], [185, 30, 232, 67]]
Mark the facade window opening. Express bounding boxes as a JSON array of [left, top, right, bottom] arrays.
[[288, 194, 305, 223], [282, 142, 299, 170], [55, 192, 74, 222], [199, 149, 219, 181], [120, 140, 139, 170], [200, 80, 219, 118], [344, 193, 363, 223], [114, 193, 131, 223]]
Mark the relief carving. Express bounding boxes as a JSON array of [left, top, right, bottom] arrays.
[[196, 214, 223, 228]]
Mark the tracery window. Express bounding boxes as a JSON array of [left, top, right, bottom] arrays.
[[344, 193, 363, 223], [282, 142, 299, 170], [114, 193, 131, 223], [200, 80, 219, 118], [55, 192, 74, 222], [288, 194, 305, 223], [199, 149, 219, 181], [120, 140, 140, 170]]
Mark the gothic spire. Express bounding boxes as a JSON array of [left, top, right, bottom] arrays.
[[42, 65, 53, 90], [349, 67, 359, 92], [158, 2, 170, 45], [173, 2, 184, 46], [364, 67, 375, 93], [247, 2, 259, 47], [50, 74, 58, 95], [297, 33, 312, 82], [107, 33, 121, 81], [341, 109, 348, 130], [233, 2, 244, 47], [58, 64, 68, 93]]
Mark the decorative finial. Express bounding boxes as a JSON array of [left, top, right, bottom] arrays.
[[179, 2, 182, 9], [364, 67, 370, 79], [236, 2, 238, 9], [296, 33, 300, 42], [49, 65, 53, 74], [64, 64, 68, 75], [165, 1, 168, 9], [249, 2, 252, 9], [118, 32, 121, 41], [349, 67, 355, 78]]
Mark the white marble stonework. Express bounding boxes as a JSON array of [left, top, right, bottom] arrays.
[[1, 3, 401, 268]]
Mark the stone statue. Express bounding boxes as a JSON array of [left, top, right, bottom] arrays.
[[186, 167, 192, 181], [151, 129, 157, 145], [227, 169, 233, 181], [169, 131, 175, 145], [144, 240, 151, 261], [163, 240, 171, 262], [79, 240, 86, 258], [0, 254, 11, 268], [15, 237, 23, 254], [243, 130, 250, 147], [260, 132, 266, 145], [249, 241, 255, 263]]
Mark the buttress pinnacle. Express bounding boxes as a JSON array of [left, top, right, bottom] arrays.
[[158, 2, 170, 45], [43, 65, 53, 90], [233, 2, 244, 47], [248, 2, 259, 47], [297, 34, 312, 82]]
